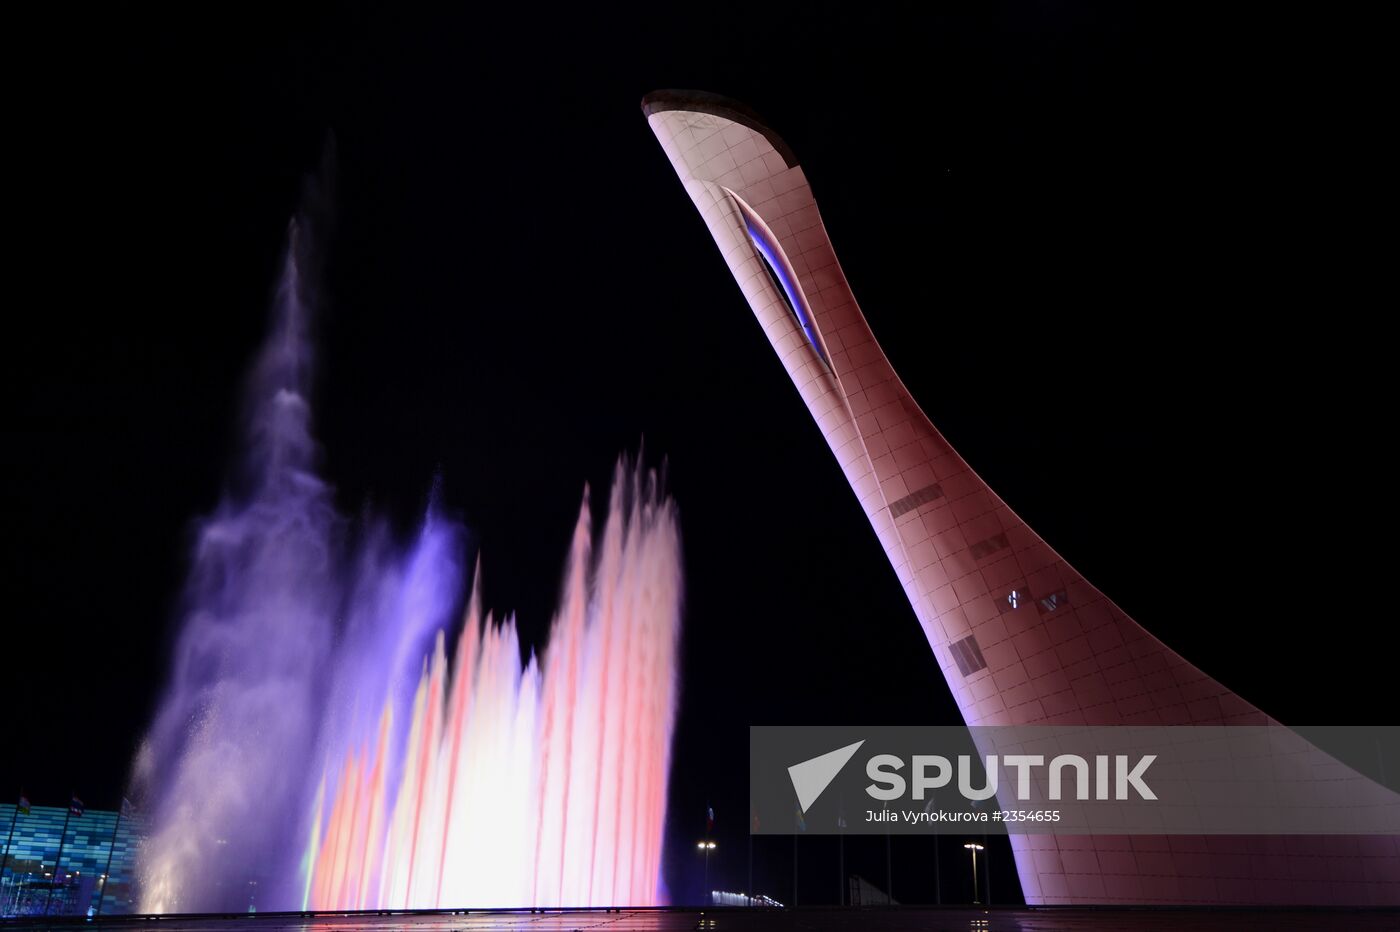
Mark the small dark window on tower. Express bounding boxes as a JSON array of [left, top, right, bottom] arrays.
[[968, 532, 1010, 560], [1037, 589, 1069, 614], [889, 483, 945, 518], [949, 634, 988, 677]]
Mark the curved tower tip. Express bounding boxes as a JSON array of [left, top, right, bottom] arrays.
[[641, 89, 799, 169]]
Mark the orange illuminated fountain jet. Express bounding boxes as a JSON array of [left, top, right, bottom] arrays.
[[644, 89, 1400, 906]]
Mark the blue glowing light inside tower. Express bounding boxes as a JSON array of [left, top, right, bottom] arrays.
[[743, 217, 829, 368]]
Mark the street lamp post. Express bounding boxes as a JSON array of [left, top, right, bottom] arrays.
[[697, 841, 716, 904], [963, 842, 984, 905]]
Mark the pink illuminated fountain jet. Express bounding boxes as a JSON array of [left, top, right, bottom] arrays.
[[645, 88, 1400, 906]]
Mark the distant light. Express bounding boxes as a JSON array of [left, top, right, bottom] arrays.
[[964, 842, 984, 850], [1007, 590, 1019, 609], [712, 890, 784, 907], [697, 840, 716, 849]]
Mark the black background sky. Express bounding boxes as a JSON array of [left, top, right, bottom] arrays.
[[3, 2, 1391, 908]]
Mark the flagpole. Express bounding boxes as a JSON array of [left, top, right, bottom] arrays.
[[746, 822, 752, 904], [982, 833, 991, 907], [792, 795, 803, 907], [93, 803, 123, 918], [43, 802, 74, 916], [934, 835, 941, 905], [835, 795, 844, 906], [792, 833, 798, 907], [837, 832, 844, 906], [1, 798, 19, 885]]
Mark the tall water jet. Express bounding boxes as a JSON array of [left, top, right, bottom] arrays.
[[133, 191, 681, 912], [132, 215, 341, 914]]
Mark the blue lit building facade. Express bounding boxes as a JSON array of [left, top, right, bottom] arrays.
[[1, 804, 143, 917]]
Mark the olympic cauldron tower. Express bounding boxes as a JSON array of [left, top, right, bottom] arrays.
[[644, 89, 1400, 906]]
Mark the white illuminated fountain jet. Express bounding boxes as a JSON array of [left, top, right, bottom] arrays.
[[644, 88, 1400, 906]]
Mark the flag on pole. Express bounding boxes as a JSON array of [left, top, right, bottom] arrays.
[[18, 795, 30, 815], [706, 805, 715, 834], [70, 796, 85, 817]]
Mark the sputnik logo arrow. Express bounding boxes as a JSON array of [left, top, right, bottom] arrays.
[[788, 739, 865, 813]]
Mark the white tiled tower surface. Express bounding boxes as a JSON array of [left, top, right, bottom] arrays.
[[644, 89, 1400, 906]]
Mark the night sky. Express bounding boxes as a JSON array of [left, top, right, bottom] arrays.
[[4, 3, 1390, 908]]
